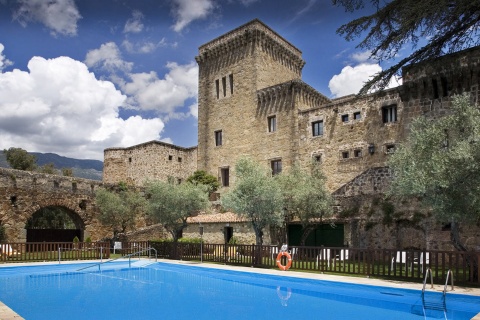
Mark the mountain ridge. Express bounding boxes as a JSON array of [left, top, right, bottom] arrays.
[[0, 152, 103, 181]]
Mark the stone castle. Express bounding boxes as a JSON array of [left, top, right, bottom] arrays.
[[103, 19, 480, 249]]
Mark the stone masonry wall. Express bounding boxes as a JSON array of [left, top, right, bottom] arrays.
[[103, 140, 197, 186], [0, 168, 112, 242]]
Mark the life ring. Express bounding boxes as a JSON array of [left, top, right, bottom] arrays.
[[276, 251, 292, 271]]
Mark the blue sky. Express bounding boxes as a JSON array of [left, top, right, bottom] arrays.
[[0, 0, 401, 161]]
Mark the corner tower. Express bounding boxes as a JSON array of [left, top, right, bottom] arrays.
[[195, 19, 306, 189]]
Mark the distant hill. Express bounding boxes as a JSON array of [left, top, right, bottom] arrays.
[[0, 152, 103, 181]]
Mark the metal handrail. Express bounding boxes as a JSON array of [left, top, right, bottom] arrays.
[[422, 268, 434, 294], [443, 269, 454, 295], [77, 247, 157, 272]]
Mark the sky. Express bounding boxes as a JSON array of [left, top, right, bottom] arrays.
[[0, 0, 402, 161]]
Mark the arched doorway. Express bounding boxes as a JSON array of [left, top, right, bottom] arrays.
[[26, 206, 85, 242]]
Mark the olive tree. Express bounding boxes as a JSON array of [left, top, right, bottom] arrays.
[[278, 163, 333, 246], [388, 94, 480, 251], [146, 181, 210, 242], [95, 186, 146, 239], [3, 147, 36, 171], [221, 157, 284, 246]]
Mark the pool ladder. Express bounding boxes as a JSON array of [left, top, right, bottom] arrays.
[[421, 268, 454, 318]]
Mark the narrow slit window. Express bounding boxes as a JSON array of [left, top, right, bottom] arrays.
[[215, 130, 223, 146], [222, 76, 226, 97], [268, 116, 276, 132], [215, 79, 219, 99], [221, 167, 230, 187], [229, 74, 234, 95]]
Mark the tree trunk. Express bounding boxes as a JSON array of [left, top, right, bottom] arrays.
[[451, 221, 478, 281], [300, 225, 316, 246], [253, 227, 263, 266]]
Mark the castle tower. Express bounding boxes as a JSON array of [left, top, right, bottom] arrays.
[[195, 19, 307, 188]]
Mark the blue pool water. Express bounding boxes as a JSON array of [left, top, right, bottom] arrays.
[[0, 261, 479, 320]]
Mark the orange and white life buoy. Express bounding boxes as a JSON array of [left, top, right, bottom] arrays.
[[276, 251, 292, 271]]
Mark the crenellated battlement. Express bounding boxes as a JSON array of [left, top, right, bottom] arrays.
[[196, 19, 305, 74]]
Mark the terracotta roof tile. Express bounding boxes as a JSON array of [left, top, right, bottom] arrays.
[[187, 212, 249, 223]]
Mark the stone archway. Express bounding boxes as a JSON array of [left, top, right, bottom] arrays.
[[26, 206, 86, 242]]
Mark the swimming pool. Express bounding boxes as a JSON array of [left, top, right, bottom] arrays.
[[0, 261, 479, 319]]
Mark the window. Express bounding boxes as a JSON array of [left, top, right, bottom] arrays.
[[268, 115, 276, 132], [168, 155, 173, 161], [354, 149, 362, 158], [222, 76, 226, 97], [312, 120, 324, 137], [215, 79, 219, 99], [215, 130, 223, 146], [341, 114, 349, 122], [177, 178, 182, 184], [271, 159, 282, 175], [313, 154, 322, 163], [341, 151, 349, 159], [229, 74, 234, 95], [353, 112, 361, 120], [385, 144, 396, 154], [220, 167, 230, 187], [128, 157, 132, 163], [178, 157, 182, 162], [382, 105, 397, 123]]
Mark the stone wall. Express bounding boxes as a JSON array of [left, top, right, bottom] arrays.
[[0, 168, 112, 242], [103, 140, 197, 186]]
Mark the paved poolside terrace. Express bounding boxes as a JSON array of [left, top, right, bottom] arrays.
[[1, 259, 480, 320]]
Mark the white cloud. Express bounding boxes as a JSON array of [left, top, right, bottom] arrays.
[[124, 10, 144, 33], [0, 44, 13, 71], [328, 63, 402, 98], [329, 63, 382, 97], [0, 56, 164, 160], [123, 61, 198, 115], [350, 50, 372, 63], [171, 0, 215, 32], [13, 0, 81, 37], [84, 42, 133, 73], [122, 38, 168, 54]]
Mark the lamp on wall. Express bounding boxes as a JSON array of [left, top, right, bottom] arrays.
[[368, 144, 375, 155]]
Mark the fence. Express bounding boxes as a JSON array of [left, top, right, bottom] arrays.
[[149, 242, 480, 285], [0, 242, 110, 263], [2, 241, 479, 285]]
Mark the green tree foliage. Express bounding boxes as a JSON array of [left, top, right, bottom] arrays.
[[95, 186, 146, 239], [388, 94, 480, 250], [38, 163, 56, 174], [221, 157, 283, 246], [146, 180, 210, 242], [186, 170, 220, 193], [278, 163, 333, 245], [62, 168, 74, 177], [26, 207, 76, 229], [3, 147, 36, 171], [334, 0, 480, 94]]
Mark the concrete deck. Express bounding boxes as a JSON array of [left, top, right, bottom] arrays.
[[1, 259, 480, 319]]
